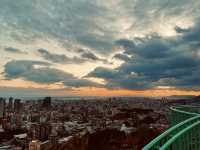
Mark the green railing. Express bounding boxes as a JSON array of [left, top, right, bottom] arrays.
[[143, 105, 200, 150]]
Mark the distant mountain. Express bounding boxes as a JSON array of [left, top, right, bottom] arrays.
[[166, 95, 195, 100]]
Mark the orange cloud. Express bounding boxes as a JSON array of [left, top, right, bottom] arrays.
[[1, 79, 200, 97], [69, 87, 200, 97]]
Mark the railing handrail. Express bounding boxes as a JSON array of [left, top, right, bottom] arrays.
[[160, 121, 200, 150], [142, 116, 200, 150], [142, 105, 200, 150], [170, 106, 199, 116]]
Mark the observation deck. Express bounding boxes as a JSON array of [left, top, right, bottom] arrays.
[[143, 105, 200, 150]]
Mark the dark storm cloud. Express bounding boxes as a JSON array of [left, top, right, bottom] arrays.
[[115, 36, 174, 59], [175, 26, 191, 34], [5, 47, 26, 54], [4, 60, 101, 88], [88, 20, 200, 90], [80, 51, 109, 64], [38, 48, 109, 64], [181, 21, 200, 43], [1, 0, 200, 55], [113, 53, 131, 61], [0, 0, 114, 54], [1, 0, 200, 92], [4, 60, 50, 79], [87, 67, 118, 79], [81, 51, 99, 61], [38, 49, 85, 64]]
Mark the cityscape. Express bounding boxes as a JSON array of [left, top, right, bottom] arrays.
[[1, 96, 200, 150], [0, 96, 174, 150], [1, 0, 200, 150]]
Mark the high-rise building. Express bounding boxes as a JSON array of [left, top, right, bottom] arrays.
[[49, 134, 58, 145], [14, 99, 21, 113], [49, 127, 58, 145], [24, 137, 30, 150], [2, 118, 8, 129], [10, 114, 17, 128], [31, 123, 51, 141], [42, 97, 51, 109], [29, 140, 41, 150], [8, 97, 13, 112], [16, 114, 22, 128], [0, 98, 6, 118]]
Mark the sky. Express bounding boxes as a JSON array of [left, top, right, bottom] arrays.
[[1, 0, 200, 97]]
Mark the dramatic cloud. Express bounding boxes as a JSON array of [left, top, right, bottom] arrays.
[[5, 47, 26, 54], [80, 51, 109, 64], [37, 48, 109, 64], [4, 60, 100, 88], [1, 0, 199, 54], [38, 49, 85, 64], [88, 20, 200, 90], [81, 51, 100, 61], [0, 0, 115, 53], [1, 0, 200, 95], [87, 67, 118, 79], [113, 53, 131, 61]]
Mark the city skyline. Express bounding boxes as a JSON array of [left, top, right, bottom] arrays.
[[1, 0, 200, 97]]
